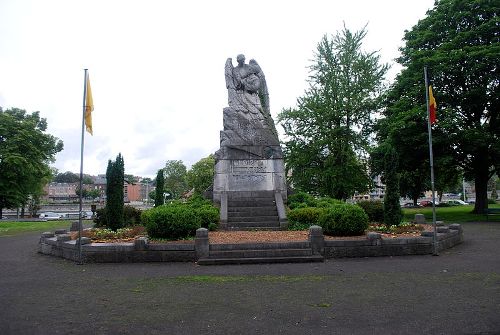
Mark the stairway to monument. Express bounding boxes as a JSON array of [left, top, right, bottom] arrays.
[[197, 241, 324, 265], [226, 191, 282, 231]]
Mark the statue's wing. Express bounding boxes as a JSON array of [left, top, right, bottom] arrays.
[[250, 59, 278, 137], [225, 58, 235, 89], [250, 59, 270, 116]]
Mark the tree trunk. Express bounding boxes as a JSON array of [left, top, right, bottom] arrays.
[[472, 162, 490, 214]]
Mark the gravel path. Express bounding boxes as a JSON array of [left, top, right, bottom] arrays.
[[1, 222, 499, 334]]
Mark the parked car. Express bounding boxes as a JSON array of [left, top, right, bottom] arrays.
[[39, 212, 64, 220], [445, 199, 468, 206], [419, 200, 438, 207], [81, 211, 94, 219], [403, 203, 422, 208]]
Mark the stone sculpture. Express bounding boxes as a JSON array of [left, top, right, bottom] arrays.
[[214, 55, 288, 230], [218, 54, 281, 159]]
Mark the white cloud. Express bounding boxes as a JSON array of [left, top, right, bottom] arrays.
[[0, 0, 434, 178]]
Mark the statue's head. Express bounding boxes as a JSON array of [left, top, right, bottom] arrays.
[[236, 54, 245, 65]]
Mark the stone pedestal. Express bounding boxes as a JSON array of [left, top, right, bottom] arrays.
[[213, 107, 287, 230]]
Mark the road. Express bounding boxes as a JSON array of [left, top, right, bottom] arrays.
[[0, 222, 499, 334]]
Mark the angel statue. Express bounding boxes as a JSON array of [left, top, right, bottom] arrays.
[[225, 54, 276, 136]]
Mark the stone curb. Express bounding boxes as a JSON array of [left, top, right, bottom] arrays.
[[38, 223, 464, 263]]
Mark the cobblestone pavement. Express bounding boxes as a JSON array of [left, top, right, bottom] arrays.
[[0, 222, 499, 335]]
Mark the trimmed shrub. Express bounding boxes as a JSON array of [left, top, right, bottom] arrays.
[[93, 208, 107, 228], [357, 201, 384, 223], [195, 205, 219, 229], [287, 207, 325, 230], [318, 204, 369, 236], [93, 205, 142, 228], [142, 205, 201, 240], [142, 198, 220, 239], [316, 197, 343, 208], [123, 205, 142, 226], [287, 191, 318, 209]]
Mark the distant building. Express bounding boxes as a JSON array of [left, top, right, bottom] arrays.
[[44, 182, 79, 202]]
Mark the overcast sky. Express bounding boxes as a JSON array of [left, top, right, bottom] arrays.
[[0, 0, 434, 178]]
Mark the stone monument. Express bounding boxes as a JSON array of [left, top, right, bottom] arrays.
[[213, 54, 287, 230]]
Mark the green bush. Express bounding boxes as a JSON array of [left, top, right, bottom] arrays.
[[93, 205, 142, 228], [318, 204, 369, 236], [316, 197, 343, 208], [142, 205, 201, 239], [195, 205, 219, 229], [142, 199, 220, 239], [287, 191, 318, 209], [287, 207, 325, 230], [357, 201, 384, 223], [93, 208, 107, 228], [123, 205, 142, 226], [488, 198, 497, 204]]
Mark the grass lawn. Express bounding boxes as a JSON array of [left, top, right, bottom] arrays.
[[403, 204, 500, 223], [0, 220, 91, 237]]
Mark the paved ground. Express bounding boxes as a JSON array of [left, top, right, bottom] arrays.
[[0, 222, 499, 335]]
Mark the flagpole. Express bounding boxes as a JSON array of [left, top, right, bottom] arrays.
[[424, 66, 438, 256], [78, 69, 88, 264]]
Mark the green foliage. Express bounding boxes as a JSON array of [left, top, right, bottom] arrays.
[[142, 198, 219, 239], [357, 200, 384, 223], [186, 154, 215, 195], [164, 160, 188, 199], [154, 169, 165, 207], [316, 197, 343, 208], [54, 171, 79, 183], [379, 0, 499, 213], [278, 26, 387, 200], [0, 107, 63, 217], [288, 191, 318, 209], [93, 207, 107, 227], [318, 203, 369, 236], [105, 153, 125, 231], [123, 206, 142, 226], [93, 205, 141, 228], [142, 204, 201, 240], [383, 145, 402, 227], [287, 207, 325, 230]]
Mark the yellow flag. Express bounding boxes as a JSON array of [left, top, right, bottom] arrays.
[[85, 74, 94, 135], [429, 85, 436, 124]]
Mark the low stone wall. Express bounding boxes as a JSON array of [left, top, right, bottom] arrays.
[[322, 224, 463, 258], [38, 224, 463, 263], [39, 233, 195, 263]]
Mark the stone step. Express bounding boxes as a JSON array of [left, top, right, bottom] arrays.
[[226, 221, 280, 228], [197, 255, 324, 265], [227, 191, 276, 199], [225, 226, 281, 231], [227, 207, 278, 215], [227, 216, 280, 223], [208, 248, 313, 259], [228, 199, 276, 207], [210, 241, 310, 251]]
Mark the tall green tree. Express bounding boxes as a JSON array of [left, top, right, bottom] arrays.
[[278, 26, 388, 199], [106, 153, 124, 230], [382, 144, 402, 227], [383, 0, 499, 213], [186, 154, 215, 195], [54, 171, 79, 183], [164, 160, 188, 199], [0, 107, 63, 218], [154, 168, 165, 207]]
